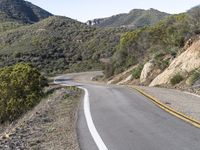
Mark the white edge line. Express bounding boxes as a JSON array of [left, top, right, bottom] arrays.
[[79, 87, 108, 150], [54, 79, 108, 150]]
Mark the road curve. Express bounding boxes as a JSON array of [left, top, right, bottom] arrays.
[[55, 72, 200, 150]]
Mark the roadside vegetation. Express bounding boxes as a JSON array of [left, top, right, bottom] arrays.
[[106, 13, 189, 76], [105, 6, 200, 78], [170, 74, 184, 85], [190, 71, 200, 85], [0, 85, 82, 149], [187, 69, 200, 86], [0, 63, 48, 123], [132, 65, 143, 79]]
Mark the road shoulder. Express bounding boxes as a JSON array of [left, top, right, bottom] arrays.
[[130, 86, 200, 127], [0, 85, 82, 150]]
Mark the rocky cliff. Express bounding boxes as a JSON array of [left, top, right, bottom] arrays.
[[150, 37, 200, 86]]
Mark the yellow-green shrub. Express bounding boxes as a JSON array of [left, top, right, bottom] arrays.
[[0, 63, 47, 122], [170, 74, 184, 85], [132, 65, 143, 79]]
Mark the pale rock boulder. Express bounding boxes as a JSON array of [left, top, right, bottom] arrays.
[[150, 39, 200, 86], [140, 61, 154, 83], [117, 74, 133, 85], [107, 65, 136, 84]]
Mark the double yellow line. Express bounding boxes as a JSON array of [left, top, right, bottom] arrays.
[[131, 86, 200, 129]]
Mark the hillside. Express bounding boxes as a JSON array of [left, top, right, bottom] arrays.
[[0, 16, 127, 74], [105, 13, 190, 76], [0, 0, 198, 87], [0, 0, 52, 23], [87, 8, 169, 28], [150, 37, 200, 87], [107, 6, 200, 90]]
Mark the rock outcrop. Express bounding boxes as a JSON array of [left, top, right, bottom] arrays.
[[150, 38, 200, 86], [117, 75, 133, 85], [140, 61, 154, 83], [107, 65, 136, 84], [86, 19, 104, 26]]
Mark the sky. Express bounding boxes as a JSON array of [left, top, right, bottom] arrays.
[[26, 0, 200, 22]]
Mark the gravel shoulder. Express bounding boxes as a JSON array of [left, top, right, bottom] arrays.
[[0, 85, 82, 150], [136, 86, 200, 121]]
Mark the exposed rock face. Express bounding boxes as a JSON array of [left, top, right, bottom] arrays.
[[140, 61, 154, 83], [107, 65, 136, 84], [117, 75, 133, 85], [150, 38, 200, 86], [86, 19, 104, 26]]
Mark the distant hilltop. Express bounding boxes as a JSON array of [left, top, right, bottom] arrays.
[[86, 8, 169, 28], [0, 0, 52, 23]]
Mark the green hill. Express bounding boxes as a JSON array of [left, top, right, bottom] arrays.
[[0, 0, 52, 23], [0, 16, 127, 74]]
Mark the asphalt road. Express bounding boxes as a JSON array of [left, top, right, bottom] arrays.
[[55, 72, 200, 150]]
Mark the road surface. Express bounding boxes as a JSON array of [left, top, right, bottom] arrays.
[[55, 72, 200, 150]]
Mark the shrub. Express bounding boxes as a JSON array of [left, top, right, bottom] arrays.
[[104, 63, 114, 78], [153, 51, 170, 70], [0, 63, 48, 122], [132, 65, 143, 79], [170, 74, 184, 85], [188, 6, 200, 33], [188, 70, 200, 85]]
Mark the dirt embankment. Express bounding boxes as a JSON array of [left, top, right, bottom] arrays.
[[107, 37, 200, 96], [0, 85, 82, 150], [150, 37, 200, 86]]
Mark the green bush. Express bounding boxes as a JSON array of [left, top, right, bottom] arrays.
[[170, 74, 184, 85], [188, 70, 200, 85], [152, 51, 170, 70], [104, 63, 114, 78], [132, 65, 143, 79], [0, 63, 47, 122]]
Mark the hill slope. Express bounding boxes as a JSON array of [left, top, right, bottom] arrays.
[[107, 6, 200, 89], [0, 16, 127, 74], [0, 0, 52, 23], [87, 8, 169, 28], [150, 37, 200, 86]]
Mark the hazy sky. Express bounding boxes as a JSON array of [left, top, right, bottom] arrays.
[[26, 0, 200, 22]]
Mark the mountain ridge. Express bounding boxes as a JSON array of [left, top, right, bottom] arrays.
[[87, 8, 170, 28], [0, 0, 52, 23]]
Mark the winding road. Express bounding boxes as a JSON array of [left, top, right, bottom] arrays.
[[55, 72, 200, 150]]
